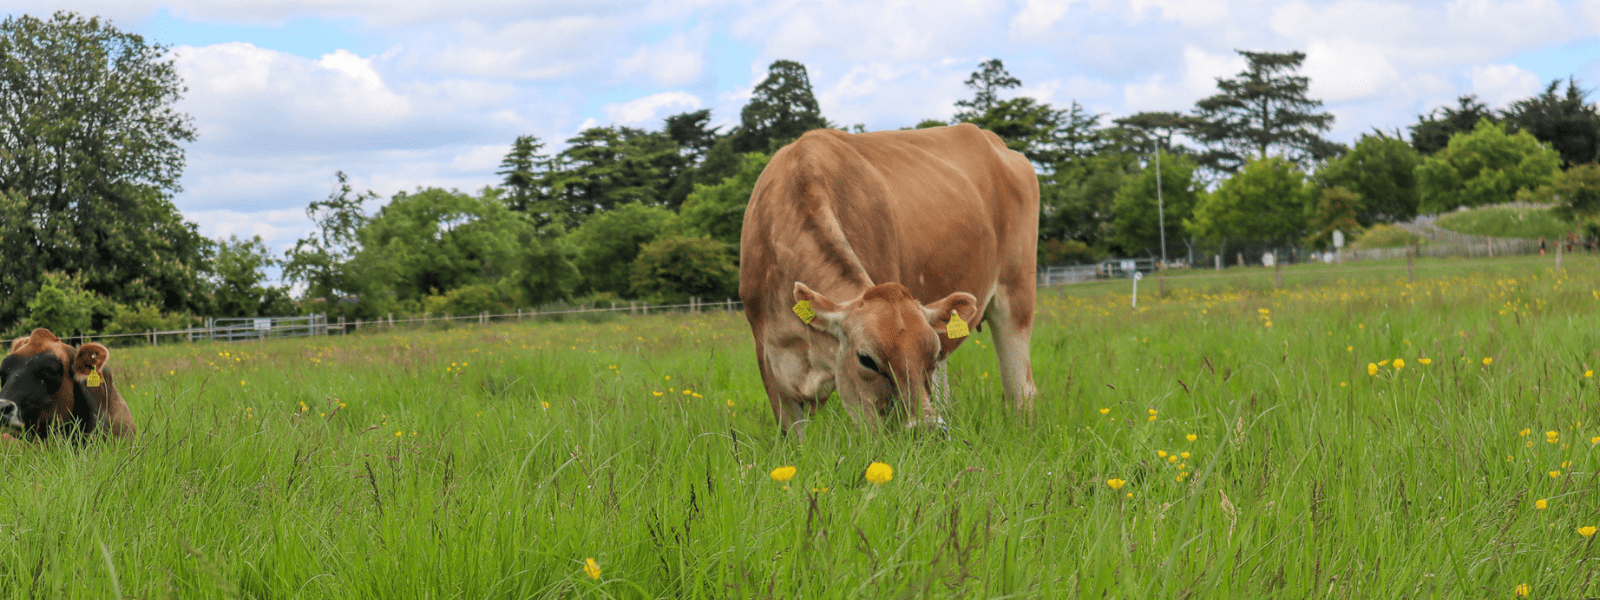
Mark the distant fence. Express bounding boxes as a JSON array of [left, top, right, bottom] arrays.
[[51, 297, 746, 348]]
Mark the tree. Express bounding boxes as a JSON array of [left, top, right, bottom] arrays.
[[1410, 95, 1495, 155], [680, 152, 770, 245], [1114, 111, 1201, 156], [664, 109, 721, 164], [1304, 186, 1363, 249], [20, 272, 97, 338], [629, 235, 738, 303], [1038, 152, 1138, 249], [1188, 156, 1310, 246], [497, 135, 550, 213], [506, 224, 580, 306], [953, 59, 1021, 121], [358, 187, 531, 303], [539, 126, 680, 226], [1315, 133, 1421, 225], [0, 12, 209, 329], [283, 172, 379, 305], [1109, 150, 1201, 257], [569, 203, 678, 296], [1415, 119, 1561, 213], [1191, 50, 1340, 173], [953, 59, 1104, 170], [1521, 163, 1600, 221], [731, 60, 829, 154], [207, 235, 292, 317], [1502, 78, 1600, 168]]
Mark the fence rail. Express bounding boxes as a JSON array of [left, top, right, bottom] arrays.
[[50, 297, 747, 348]]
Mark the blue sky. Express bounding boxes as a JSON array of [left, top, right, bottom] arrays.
[[5, 0, 1599, 277]]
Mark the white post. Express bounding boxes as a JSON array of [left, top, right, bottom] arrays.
[[1131, 272, 1143, 309]]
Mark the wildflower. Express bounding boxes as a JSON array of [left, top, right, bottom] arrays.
[[1515, 583, 1530, 597], [1186, 434, 1197, 442], [1581, 526, 1598, 537], [395, 430, 403, 437], [1392, 358, 1405, 370], [1099, 408, 1110, 415], [1257, 308, 1268, 314], [541, 401, 550, 409], [1419, 358, 1432, 365], [1549, 470, 1561, 478], [1587, 370, 1594, 378], [1148, 414, 1157, 422], [1378, 359, 1389, 366], [1536, 498, 1548, 510], [1483, 357, 1493, 365], [726, 399, 735, 407], [811, 486, 829, 493], [1126, 492, 1133, 498], [1592, 436, 1600, 444], [1106, 478, 1126, 491], [770, 466, 796, 482], [1157, 450, 1168, 458], [652, 391, 663, 397], [1339, 381, 1347, 387], [1367, 363, 1378, 376], [1346, 346, 1353, 352], [865, 462, 893, 485], [1167, 455, 1177, 464], [1180, 452, 1190, 459], [1148, 408, 1158, 415], [1519, 428, 1531, 437], [584, 558, 601, 580]]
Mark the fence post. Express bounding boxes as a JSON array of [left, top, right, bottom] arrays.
[[517, 308, 523, 321], [631, 301, 637, 316], [1406, 245, 1415, 283], [1273, 253, 1283, 290], [337, 316, 345, 335], [1214, 254, 1221, 270], [1237, 252, 1244, 268]]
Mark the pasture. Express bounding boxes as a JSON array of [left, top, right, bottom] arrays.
[[4, 255, 1599, 598]]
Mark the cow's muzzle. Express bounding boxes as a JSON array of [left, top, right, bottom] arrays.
[[0, 399, 22, 430]]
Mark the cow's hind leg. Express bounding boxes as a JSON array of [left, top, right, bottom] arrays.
[[986, 281, 1037, 412]]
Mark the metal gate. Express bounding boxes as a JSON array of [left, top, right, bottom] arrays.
[[197, 315, 329, 342]]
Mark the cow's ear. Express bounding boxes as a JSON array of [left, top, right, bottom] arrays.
[[73, 343, 109, 382], [793, 282, 850, 331], [923, 292, 979, 335]]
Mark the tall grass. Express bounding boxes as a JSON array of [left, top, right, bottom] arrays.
[[3, 255, 1598, 598], [1436, 205, 1576, 239]]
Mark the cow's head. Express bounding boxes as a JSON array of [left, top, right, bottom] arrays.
[[794, 282, 978, 427], [0, 329, 101, 438]]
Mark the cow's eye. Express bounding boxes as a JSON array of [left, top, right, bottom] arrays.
[[857, 352, 881, 374]]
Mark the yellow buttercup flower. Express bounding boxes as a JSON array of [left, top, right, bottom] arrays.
[[1519, 428, 1531, 437], [1099, 408, 1110, 415], [1549, 470, 1561, 478], [584, 557, 601, 580], [1148, 408, 1158, 415], [1157, 450, 1168, 458], [1483, 357, 1493, 365], [1591, 436, 1600, 445], [1378, 359, 1389, 366], [1515, 583, 1530, 597], [1106, 478, 1125, 491], [770, 466, 796, 483], [865, 462, 893, 485], [1418, 358, 1431, 365], [1186, 434, 1197, 442], [1367, 363, 1378, 376], [1346, 346, 1353, 352], [1587, 370, 1594, 378], [1581, 526, 1597, 537], [1535, 498, 1548, 510], [1167, 455, 1177, 464], [1180, 452, 1190, 459], [1392, 358, 1404, 370]]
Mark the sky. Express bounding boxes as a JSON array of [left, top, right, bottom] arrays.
[[5, 0, 1600, 278]]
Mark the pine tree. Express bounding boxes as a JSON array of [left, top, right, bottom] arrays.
[[1191, 50, 1340, 173], [731, 60, 829, 153]]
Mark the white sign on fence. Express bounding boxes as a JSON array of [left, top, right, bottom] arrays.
[[254, 318, 272, 331], [1332, 229, 1345, 249], [1119, 260, 1135, 272]]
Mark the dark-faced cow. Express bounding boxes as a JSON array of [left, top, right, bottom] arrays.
[[0, 328, 137, 441], [739, 124, 1038, 434]]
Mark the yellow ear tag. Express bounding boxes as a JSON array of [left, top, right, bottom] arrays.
[[792, 300, 816, 324], [85, 370, 103, 388], [946, 311, 969, 339]]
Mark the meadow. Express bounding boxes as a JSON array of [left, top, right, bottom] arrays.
[[3, 254, 1599, 599]]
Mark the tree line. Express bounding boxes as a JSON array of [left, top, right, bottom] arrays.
[[4, 11, 1600, 337]]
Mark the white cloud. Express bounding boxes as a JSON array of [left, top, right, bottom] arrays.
[[732, 0, 1009, 62], [1010, 0, 1077, 38], [1122, 46, 1244, 112], [1129, 0, 1230, 28], [618, 32, 707, 86], [1303, 39, 1403, 103], [602, 92, 703, 126], [1470, 63, 1542, 107]]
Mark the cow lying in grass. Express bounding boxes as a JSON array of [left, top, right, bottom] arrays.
[[0, 328, 136, 442]]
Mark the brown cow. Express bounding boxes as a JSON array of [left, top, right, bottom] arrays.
[[739, 124, 1038, 434], [0, 328, 136, 441]]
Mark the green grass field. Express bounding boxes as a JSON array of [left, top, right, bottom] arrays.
[[5, 255, 1600, 598], [1436, 205, 1576, 239]]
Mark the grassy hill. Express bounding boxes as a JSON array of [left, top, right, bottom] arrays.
[[1435, 205, 1575, 239]]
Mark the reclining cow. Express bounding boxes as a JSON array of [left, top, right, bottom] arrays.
[[739, 124, 1039, 435], [0, 328, 137, 441]]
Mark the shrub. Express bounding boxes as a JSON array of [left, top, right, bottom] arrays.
[[629, 236, 738, 304]]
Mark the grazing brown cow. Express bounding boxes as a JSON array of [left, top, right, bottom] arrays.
[[739, 124, 1038, 434], [0, 328, 136, 441]]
